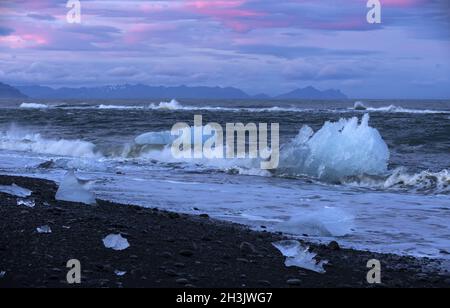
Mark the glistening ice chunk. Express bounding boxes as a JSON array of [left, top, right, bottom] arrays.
[[114, 270, 127, 276], [279, 114, 389, 182], [55, 171, 96, 205], [135, 131, 175, 146], [103, 234, 130, 251], [0, 184, 32, 197], [17, 199, 35, 208], [36, 225, 52, 234], [272, 240, 328, 273]]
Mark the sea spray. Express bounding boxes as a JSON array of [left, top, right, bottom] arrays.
[[19, 103, 49, 109], [384, 168, 449, 194], [0, 127, 100, 158]]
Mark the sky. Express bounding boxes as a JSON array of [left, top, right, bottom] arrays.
[[0, 0, 449, 98]]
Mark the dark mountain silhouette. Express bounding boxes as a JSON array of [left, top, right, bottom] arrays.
[[276, 86, 347, 100], [0, 82, 27, 98], [16, 84, 348, 100]]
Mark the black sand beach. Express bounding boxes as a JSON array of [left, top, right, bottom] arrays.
[[0, 174, 449, 288]]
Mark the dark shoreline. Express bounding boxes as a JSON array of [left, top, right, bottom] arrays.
[[0, 174, 448, 288]]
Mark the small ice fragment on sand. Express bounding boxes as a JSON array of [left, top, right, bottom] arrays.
[[272, 240, 328, 273], [103, 234, 130, 251], [17, 199, 35, 208], [36, 225, 52, 234], [114, 270, 127, 276], [0, 184, 32, 197], [0, 271, 6, 278], [55, 171, 96, 205]]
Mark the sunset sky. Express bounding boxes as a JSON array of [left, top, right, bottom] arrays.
[[0, 0, 449, 98]]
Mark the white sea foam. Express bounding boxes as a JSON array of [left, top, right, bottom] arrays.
[[0, 127, 101, 158], [341, 168, 450, 194], [19, 103, 49, 109], [278, 114, 390, 181], [17, 99, 312, 113], [353, 101, 367, 110], [148, 99, 183, 110], [232, 167, 272, 177], [383, 168, 449, 194], [353, 101, 448, 114], [147, 99, 239, 111], [98, 104, 144, 110], [147, 99, 310, 113]]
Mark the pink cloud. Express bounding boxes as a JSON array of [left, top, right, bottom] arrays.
[[186, 0, 263, 18], [0, 32, 48, 48], [184, 0, 269, 32]]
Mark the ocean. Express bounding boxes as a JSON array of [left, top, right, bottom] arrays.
[[0, 99, 449, 259]]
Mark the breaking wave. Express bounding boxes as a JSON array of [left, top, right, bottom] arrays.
[[19, 103, 49, 109], [353, 101, 448, 114], [98, 104, 144, 110], [147, 99, 309, 113], [0, 127, 100, 158], [341, 168, 450, 194], [383, 168, 449, 194], [13, 99, 313, 113], [148, 99, 185, 110]]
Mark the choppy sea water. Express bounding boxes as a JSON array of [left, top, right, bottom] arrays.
[[0, 99, 449, 259]]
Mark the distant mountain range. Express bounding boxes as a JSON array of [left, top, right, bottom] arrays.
[[0, 82, 27, 98], [275, 86, 347, 100], [5, 83, 348, 100]]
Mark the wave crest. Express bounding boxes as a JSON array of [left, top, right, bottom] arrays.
[[0, 127, 100, 158], [353, 101, 448, 114], [19, 103, 49, 109], [384, 168, 449, 194], [148, 99, 183, 110]]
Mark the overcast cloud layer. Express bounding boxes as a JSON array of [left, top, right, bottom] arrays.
[[0, 0, 449, 98]]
